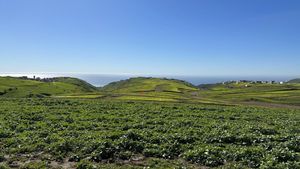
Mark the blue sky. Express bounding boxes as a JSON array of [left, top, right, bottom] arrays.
[[0, 0, 299, 76]]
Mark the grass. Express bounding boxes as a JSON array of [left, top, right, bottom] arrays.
[[0, 98, 299, 168], [0, 77, 96, 98], [50, 77, 98, 92], [197, 82, 300, 106], [1, 76, 300, 108], [97, 78, 300, 107], [100, 77, 198, 93], [0, 77, 299, 168]]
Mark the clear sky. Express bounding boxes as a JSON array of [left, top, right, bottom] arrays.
[[0, 0, 299, 76]]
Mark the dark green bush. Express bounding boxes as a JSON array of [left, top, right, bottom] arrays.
[[184, 146, 225, 167], [76, 160, 96, 169], [0, 153, 5, 162], [91, 141, 117, 161]]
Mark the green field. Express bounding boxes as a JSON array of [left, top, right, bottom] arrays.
[[1, 76, 300, 107], [197, 82, 300, 107], [0, 77, 97, 98], [0, 76, 299, 168], [0, 98, 299, 169]]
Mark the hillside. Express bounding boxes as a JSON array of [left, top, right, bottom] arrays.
[[99, 77, 199, 101], [1, 76, 300, 106], [50, 77, 97, 92], [196, 81, 300, 106], [288, 78, 300, 83], [101, 77, 198, 92], [0, 76, 97, 97]]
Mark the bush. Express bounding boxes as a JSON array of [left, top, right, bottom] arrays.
[[0, 130, 12, 138], [272, 148, 299, 162], [0, 153, 5, 162], [117, 151, 132, 160], [20, 161, 47, 169], [0, 165, 10, 169], [117, 138, 144, 153], [183, 146, 225, 167], [77, 160, 96, 169], [91, 141, 117, 162], [143, 148, 163, 157], [231, 147, 264, 168]]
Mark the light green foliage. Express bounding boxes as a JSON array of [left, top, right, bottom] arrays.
[[101, 77, 198, 93], [0, 98, 299, 168], [98, 77, 201, 102], [51, 77, 97, 92], [1, 76, 300, 106], [198, 82, 300, 106], [0, 77, 97, 97]]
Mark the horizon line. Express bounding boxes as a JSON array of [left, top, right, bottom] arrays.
[[0, 72, 299, 78]]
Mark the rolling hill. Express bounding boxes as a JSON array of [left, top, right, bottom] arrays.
[[0, 76, 97, 97], [49, 77, 97, 92], [99, 77, 199, 101], [197, 81, 300, 106], [1, 76, 300, 106], [100, 77, 198, 92], [288, 78, 300, 83]]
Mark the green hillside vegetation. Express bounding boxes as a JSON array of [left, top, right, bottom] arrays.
[[99, 77, 199, 102], [0, 77, 299, 168], [1, 76, 300, 107], [50, 77, 97, 92], [0, 76, 97, 98], [101, 77, 197, 92], [97, 78, 300, 106], [288, 78, 300, 83], [197, 82, 300, 106]]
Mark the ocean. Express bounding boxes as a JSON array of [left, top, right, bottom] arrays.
[[0, 73, 296, 87]]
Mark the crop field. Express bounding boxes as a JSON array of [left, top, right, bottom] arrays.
[[0, 98, 299, 168], [197, 83, 300, 107]]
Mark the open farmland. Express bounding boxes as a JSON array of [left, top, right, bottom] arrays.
[[0, 98, 299, 168]]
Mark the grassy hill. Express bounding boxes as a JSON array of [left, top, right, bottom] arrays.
[[50, 77, 97, 92], [0, 76, 97, 98], [99, 77, 199, 101], [101, 77, 197, 92], [288, 78, 300, 83], [197, 81, 300, 106], [1, 76, 300, 107]]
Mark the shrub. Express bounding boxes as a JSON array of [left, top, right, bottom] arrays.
[[91, 141, 117, 162], [0, 130, 12, 138], [231, 147, 264, 168], [77, 160, 96, 169], [272, 148, 299, 162], [0, 164, 10, 169], [117, 151, 132, 160], [143, 148, 163, 158], [49, 138, 76, 156], [20, 161, 47, 169], [183, 146, 225, 167], [0, 153, 5, 162]]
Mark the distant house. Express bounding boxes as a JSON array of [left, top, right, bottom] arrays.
[[279, 81, 284, 84]]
